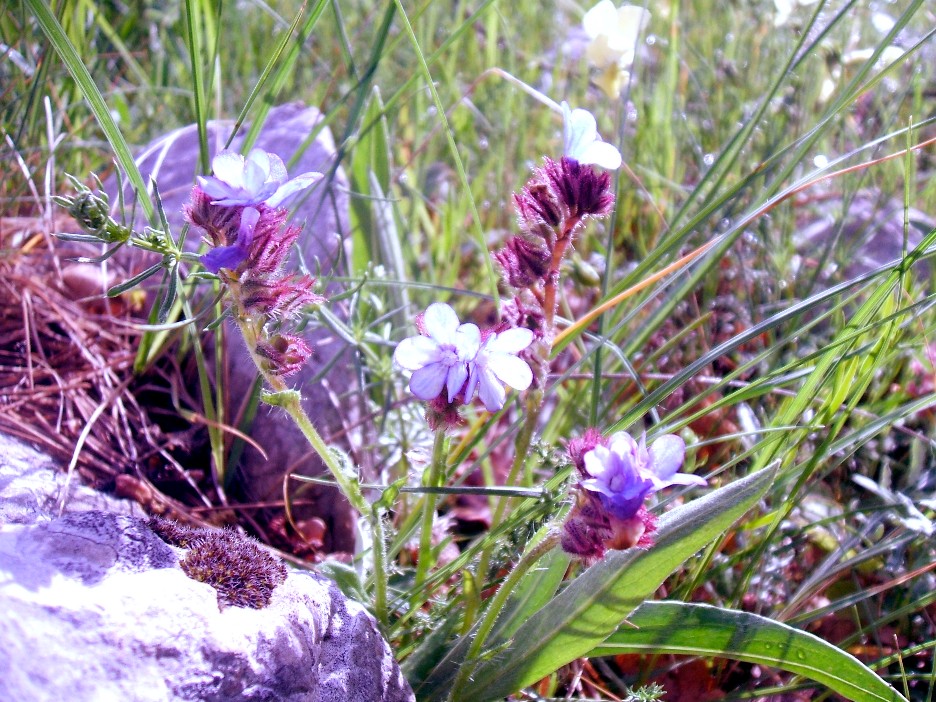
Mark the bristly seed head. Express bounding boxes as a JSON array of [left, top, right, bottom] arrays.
[[149, 517, 288, 610]]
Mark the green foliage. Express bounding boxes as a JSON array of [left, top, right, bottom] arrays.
[[10, 0, 936, 699], [594, 601, 905, 702]]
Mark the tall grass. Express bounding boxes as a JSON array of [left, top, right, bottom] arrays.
[[7, 0, 936, 698]]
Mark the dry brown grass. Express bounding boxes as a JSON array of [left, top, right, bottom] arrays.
[[0, 216, 208, 520]]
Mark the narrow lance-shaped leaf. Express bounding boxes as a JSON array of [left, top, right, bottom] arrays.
[[416, 463, 777, 701], [591, 601, 906, 702]]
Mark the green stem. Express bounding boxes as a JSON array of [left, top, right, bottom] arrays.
[[415, 429, 448, 589], [371, 506, 389, 627], [452, 529, 561, 699], [475, 389, 542, 593], [233, 315, 389, 624]]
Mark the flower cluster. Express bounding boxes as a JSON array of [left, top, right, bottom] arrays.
[[149, 516, 287, 609], [492, 104, 618, 386], [185, 148, 324, 377], [393, 302, 534, 429], [562, 429, 706, 563]]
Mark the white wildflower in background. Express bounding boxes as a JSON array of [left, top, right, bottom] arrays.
[[197, 148, 321, 208], [562, 102, 622, 170], [772, 0, 819, 27], [581, 1, 650, 98]]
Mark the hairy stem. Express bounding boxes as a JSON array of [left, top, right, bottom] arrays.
[[415, 429, 448, 588], [452, 529, 561, 699]]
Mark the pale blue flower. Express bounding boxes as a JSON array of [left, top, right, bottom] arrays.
[[562, 102, 622, 170], [393, 303, 481, 402], [582, 432, 705, 519], [197, 148, 321, 208], [464, 327, 535, 412], [201, 206, 259, 273]]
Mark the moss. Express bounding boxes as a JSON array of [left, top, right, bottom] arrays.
[[148, 517, 288, 609]]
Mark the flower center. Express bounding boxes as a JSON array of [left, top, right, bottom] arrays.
[[439, 344, 459, 366], [608, 472, 628, 493]]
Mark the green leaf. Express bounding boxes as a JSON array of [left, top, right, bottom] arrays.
[[25, 0, 155, 225], [591, 602, 905, 702], [487, 547, 570, 645], [416, 463, 777, 701], [315, 561, 367, 604]]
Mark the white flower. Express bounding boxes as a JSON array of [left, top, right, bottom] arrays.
[[464, 327, 535, 412], [393, 303, 481, 402], [562, 102, 622, 170], [582, 1, 650, 71], [197, 148, 321, 208], [773, 0, 819, 27]]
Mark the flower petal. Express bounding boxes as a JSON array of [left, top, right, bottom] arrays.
[[464, 365, 480, 405], [582, 0, 618, 40], [583, 445, 612, 478], [409, 363, 447, 400], [237, 207, 261, 248], [261, 150, 288, 184], [607, 432, 638, 461], [211, 151, 246, 188], [201, 244, 247, 273], [243, 156, 269, 196], [486, 353, 533, 391], [393, 336, 441, 371], [581, 476, 615, 498], [654, 472, 708, 490], [445, 361, 468, 402], [647, 434, 686, 480], [266, 172, 322, 208], [565, 108, 599, 161], [576, 140, 623, 170], [487, 327, 535, 354], [422, 303, 460, 344], [196, 176, 236, 201], [454, 323, 481, 360], [477, 368, 506, 412]]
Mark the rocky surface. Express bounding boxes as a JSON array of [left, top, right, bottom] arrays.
[[0, 432, 413, 702]]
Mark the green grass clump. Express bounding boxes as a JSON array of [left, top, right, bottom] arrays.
[[7, 0, 936, 699]]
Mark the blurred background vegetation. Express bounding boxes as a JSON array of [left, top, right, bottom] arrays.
[[3, 0, 936, 697]]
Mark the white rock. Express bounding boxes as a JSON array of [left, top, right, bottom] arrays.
[[0, 434, 413, 702]]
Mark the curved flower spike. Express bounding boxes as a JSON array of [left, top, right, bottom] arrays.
[[562, 102, 622, 170], [464, 327, 535, 412], [393, 303, 481, 403], [197, 148, 321, 208]]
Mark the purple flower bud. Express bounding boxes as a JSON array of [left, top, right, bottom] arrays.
[[542, 157, 615, 221], [256, 333, 312, 378], [493, 236, 551, 289], [514, 181, 563, 232]]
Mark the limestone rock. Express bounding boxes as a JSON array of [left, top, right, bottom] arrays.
[[0, 432, 145, 526], [0, 442, 414, 701]]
